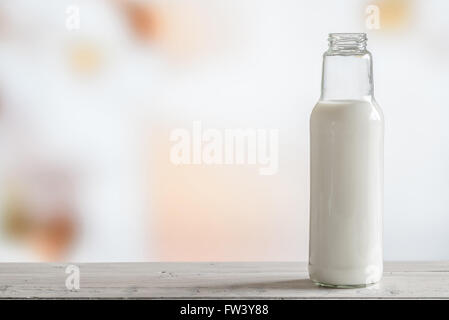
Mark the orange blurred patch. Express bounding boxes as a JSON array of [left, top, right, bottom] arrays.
[[3, 188, 31, 240], [119, 0, 218, 64], [371, 0, 413, 31], [2, 175, 79, 261], [67, 41, 104, 76], [147, 126, 279, 261], [27, 213, 77, 262], [120, 1, 161, 42]]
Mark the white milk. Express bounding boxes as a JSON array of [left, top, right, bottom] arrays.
[[309, 99, 384, 286]]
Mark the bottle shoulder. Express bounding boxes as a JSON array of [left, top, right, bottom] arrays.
[[311, 99, 384, 123]]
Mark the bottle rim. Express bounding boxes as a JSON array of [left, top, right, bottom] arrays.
[[328, 33, 367, 54]]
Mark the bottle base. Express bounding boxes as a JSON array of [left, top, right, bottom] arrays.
[[308, 263, 383, 288], [311, 279, 376, 289]]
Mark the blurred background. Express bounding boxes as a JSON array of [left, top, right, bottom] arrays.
[[0, 0, 448, 262]]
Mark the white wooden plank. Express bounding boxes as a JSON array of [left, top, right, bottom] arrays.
[[0, 262, 448, 299]]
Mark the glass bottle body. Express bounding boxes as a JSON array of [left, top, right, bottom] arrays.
[[308, 34, 384, 287]]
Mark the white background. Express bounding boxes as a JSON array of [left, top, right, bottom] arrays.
[[0, 0, 447, 261]]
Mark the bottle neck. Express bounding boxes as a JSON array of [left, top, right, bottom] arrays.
[[320, 33, 374, 101]]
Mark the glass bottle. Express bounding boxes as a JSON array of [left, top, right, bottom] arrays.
[[309, 33, 384, 287]]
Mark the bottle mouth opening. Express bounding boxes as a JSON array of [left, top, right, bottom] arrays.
[[328, 33, 367, 54]]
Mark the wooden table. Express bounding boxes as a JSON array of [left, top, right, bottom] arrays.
[[0, 262, 448, 299]]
